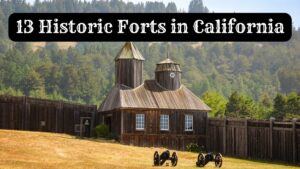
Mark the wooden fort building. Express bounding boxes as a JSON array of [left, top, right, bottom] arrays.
[[98, 42, 211, 149]]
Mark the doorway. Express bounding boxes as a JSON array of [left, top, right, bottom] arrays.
[[104, 115, 112, 132], [80, 117, 91, 137]]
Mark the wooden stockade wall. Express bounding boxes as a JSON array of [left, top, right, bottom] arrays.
[[206, 118, 300, 164], [1, 95, 299, 164], [0, 95, 97, 136]]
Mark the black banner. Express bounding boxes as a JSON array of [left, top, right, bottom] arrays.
[[9, 13, 292, 41]]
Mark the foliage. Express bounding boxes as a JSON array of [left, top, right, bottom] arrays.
[[186, 143, 205, 153], [225, 92, 259, 118], [188, 0, 208, 13], [106, 132, 119, 140], [269, 92, 300, 120], [0, 0, 299, 120], [95, 124, 118, 140], [95, 124, 109, 138], [202, 91, 227, 117], [272, 94, 287, 119]]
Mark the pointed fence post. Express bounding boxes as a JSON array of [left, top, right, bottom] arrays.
[[245, 118, 248, 158], [223, 118, 227, 155], [270, 117, 275, 160], [205, 117, 208, 151], [292, 118, 297, 164]]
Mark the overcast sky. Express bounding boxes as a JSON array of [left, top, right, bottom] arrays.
[[26, 0, 300, 28]]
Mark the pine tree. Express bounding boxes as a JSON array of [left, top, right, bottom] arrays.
[[272, 94, 287, 119], [188, 0, 207, 13]]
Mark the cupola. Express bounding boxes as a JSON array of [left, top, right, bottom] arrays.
[[155, 56, 181, 90], [115, 42, 144, 88]]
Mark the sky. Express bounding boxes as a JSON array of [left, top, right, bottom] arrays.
[[26, 0, 300, 28]]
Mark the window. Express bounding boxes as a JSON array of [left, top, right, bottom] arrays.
[[160, 114, 169, 131], [136, 114, 145, 130], [185, 115, 193, 131]]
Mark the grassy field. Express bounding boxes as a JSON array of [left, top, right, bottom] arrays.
[[0, 130, 298, 169]]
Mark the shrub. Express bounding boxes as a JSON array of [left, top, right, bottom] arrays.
[[186, 143, 205, 153], [106, 132, 118, 140], [95, 124, 109, 138]]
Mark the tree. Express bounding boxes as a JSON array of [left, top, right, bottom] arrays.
[[225, 91, 258, 118], [188, 0, 208, 13], [0, 0, 300, 108], [166, 2, 177, 13], [202, 91, 227, 117], [15, 42, 32, 54], [36, 63, 61, 94], [256, 93, 273, 119], [272, 94, 287, 119], [21, 70, 45, 96], [60, 65, 80, 100], [285, 92, 300, 116], [0, 40, 11, 53], [45, 42, 59, 51], [0, 87, 23, 96], [278, 66, 300, 93]]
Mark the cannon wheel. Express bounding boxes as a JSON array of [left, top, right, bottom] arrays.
[[214, 153, 223, 168], [153, 151, 160, 166], [171, 152, 178, 166], [196, 153, 206, 167]]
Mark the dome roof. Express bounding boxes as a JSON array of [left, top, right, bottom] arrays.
[[158, 58, 178, 64], [155, 58, 181, 72]]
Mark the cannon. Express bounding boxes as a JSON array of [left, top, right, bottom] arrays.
[[153, 150, 178, 167], [196, 152, 222, 168]]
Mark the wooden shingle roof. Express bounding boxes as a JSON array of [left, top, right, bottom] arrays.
[[158, 58, 177, 64], [99, 80, 211, 112], [115, 42, 145, 61], [155, 58, 182, 72]]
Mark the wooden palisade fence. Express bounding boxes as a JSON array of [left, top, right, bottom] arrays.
[[206, 118, 300, 164], [0, 95, 97, 137], [1, 95, 300, 165]]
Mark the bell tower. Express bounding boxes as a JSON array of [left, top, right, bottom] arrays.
[[115, 42, 144, 88], [155, 54, 182, 90]]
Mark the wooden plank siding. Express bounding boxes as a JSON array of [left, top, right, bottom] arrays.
[[0, 95, 97, 136], [115, 59, 143, 88], [207, 118, 300, 164], [99, 109, 208, 150], [121, 110, 207, 135]]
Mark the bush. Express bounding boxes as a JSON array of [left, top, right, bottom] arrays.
[[186, 143, 205, 153], [106, 132, 119, 140], [95, 124, 109, 138]]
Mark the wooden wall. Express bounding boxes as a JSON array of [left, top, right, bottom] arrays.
[[2, 96, 298, 164], [121, 110, 207, 135], [155, 71, 181, 90], [121, 134, 206, 150], [115, 59, 143, 88], [0, 95, 97, 136], [207, 118, 300, 164], [99, 111, 122, 136], [117, 109, 207, 150]]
